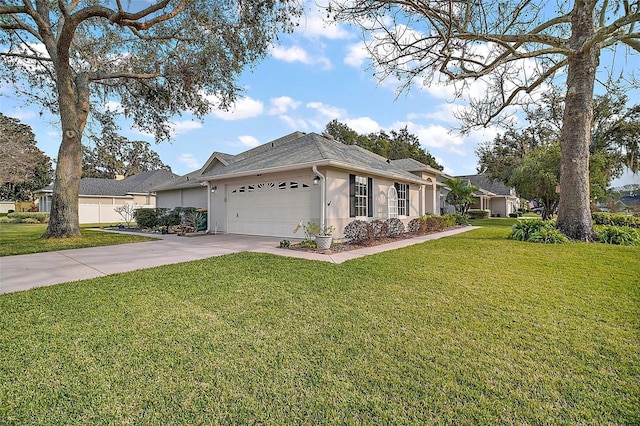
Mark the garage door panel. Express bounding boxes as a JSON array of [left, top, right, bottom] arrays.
[[227, 178, 314, 238]]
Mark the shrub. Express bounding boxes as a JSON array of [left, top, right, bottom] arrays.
[[21, 217, 40, 224], [467, 209, 490, 219], [509, 220, 550, 242], [407, 218, 424, 233], [7, 212, 50, 223], [0, 216, 16, 223], [597, 226, 640, 245], [386, 218, 405, 237], [370, 219, 389, 239], [528, 227, 570, 244], [135, 208, 164, 229], [443, 213, 468, 226], [158, 207, 193, 227], [424, 216, 446, 232], [592, 212, 640, 228], [343, 220, 373, 243]]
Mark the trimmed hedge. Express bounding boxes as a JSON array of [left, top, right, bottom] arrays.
[[467, 209, 490, 219], [592, 212, 640, 228]]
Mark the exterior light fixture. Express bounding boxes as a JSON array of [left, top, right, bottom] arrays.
[[313, 176, 320, 186], [211, 185, 217, 193]]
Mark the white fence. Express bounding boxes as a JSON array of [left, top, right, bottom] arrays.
[[79, 203, 153, 224]]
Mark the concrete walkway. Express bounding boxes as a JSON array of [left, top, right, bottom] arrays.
[[0, 227, 477, 294]]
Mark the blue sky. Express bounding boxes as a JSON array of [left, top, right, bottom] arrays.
[[1, 2, 638, 187]]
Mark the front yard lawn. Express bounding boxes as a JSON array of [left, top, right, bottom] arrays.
[[0, 223, 155, 256], [1, 221, 638, 424]]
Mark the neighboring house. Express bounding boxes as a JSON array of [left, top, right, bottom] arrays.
[[36, 169, 177, 224], [457, 174, 520, 217], [152, 151, 236, 210], [0, 200, 15, 214], [154, 131, 444, 239]]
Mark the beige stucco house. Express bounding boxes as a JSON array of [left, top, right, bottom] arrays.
[[36, 169, 176, 224], [153, 131, 445, 240], [458, 174, 521, 217]]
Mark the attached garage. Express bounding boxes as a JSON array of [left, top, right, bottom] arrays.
[[226, 176, 316, 238]]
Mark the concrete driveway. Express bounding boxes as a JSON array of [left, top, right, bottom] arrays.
[[0, 227, 477, 294]]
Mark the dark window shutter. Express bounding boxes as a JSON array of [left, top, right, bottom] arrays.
[[367, 177, 373, 217], [406, 184, 410, 214], [349, 174, 356, 217]]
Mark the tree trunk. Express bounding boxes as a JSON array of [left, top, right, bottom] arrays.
[[41, 68, 89, 238], [557, 2, 597, 242]]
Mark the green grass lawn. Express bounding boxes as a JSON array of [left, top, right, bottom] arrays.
[[0, 223, 154, 256], [1, 220, 638, 424]]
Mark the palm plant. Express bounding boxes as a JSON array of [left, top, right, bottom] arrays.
[[443, 178, 479, 215]]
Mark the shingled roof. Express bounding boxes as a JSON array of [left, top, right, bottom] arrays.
[[457, 174, 516, 197], [39, 169, 177, 196], [199, 132, 429, 184]]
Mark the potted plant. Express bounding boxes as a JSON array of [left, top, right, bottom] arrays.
[[314, 223, 335, 250], [303, 221, 335, 250]]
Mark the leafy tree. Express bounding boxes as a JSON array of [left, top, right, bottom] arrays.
[[443, 177, 478, 215], [328, 0, 640, 241], [0, 1, 302, 238], [83, 112, 170, 179], [478, 87, 640, 202], [0, 113, 53, 201], [324, 120, 443, 170], [510, 144, 562, 221]]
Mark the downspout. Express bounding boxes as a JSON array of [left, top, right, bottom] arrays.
[[312, 166, 326, 229], [206, 181, 211, 233]]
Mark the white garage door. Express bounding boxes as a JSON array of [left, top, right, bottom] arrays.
[[227, 178, 314, 237]]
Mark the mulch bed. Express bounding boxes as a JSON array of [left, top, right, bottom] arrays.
[[287, 226, 464, 254]]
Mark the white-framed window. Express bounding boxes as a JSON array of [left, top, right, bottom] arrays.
[[355, 176, 368, 217], [395, 183, 409, 216], [388, 186, 398, 219], [350, 174, 372, 218]]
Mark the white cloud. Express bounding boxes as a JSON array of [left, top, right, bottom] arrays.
[[296, 5, 353, 39], [171, 120, 202, 136], [102, 100, 124, 113], [306, 102, 346, 121], [270, 45, 332, 70], [344, 42, 370, 68], [178, 153, 201, 170], [279, 115, 309, 130], [344, 117, 381, 134], [271, 45, 312, 64], [269, 96, 301, 115], [238, 135, 260, 148], [208, 96, 264, 120]]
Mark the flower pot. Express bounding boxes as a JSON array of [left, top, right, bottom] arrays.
[[314, 234, 333, 250]]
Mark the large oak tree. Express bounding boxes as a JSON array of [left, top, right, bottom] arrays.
[[0, 0, 302, 238], [328, 0, 640, 241]]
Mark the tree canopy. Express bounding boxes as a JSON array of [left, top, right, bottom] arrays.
[[328, 0, 640, 241], [0, 113, 53, 201], [477, 87, 640, 204], [0, 0, 303, 238], [82, 112, 170, 179], [324, 119, 443, 170]]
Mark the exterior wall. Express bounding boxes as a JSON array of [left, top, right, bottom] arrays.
[[79, 203, 153, 224], [37, 193, 156, 224], [0, 201, 15, 214], [489, 197, 519, 217], [324, 167, 423, 239], [156, 187, 207, 209]]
